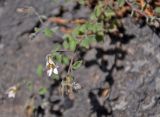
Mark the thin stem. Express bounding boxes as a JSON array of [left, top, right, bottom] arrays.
[[67, 39, 83, 75], [67, 53, 76, 74], [125, 0, 148, 17], [125, 0, 160, 23], [29, 7, 44, 24]]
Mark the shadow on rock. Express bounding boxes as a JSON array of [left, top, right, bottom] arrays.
[[88, 91, 112, 117], [79, 26, 135, 116]]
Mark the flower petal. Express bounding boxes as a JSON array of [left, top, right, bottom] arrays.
[[53, 68, 58, 74], [47, 68, 53, 77], [6, 86, 17, 98], [46, 61, 49, 68], [8, 91, 16, 98]]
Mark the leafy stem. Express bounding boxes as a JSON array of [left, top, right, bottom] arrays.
[[67, 52, 76, 75]]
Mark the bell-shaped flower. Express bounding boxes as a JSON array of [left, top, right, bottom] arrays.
[[46, 54, 59, 77]]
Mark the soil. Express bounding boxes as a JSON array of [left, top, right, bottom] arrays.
[[0, 0, 160, 117]]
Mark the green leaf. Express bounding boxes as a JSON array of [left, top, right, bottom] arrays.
[[51, 74, 59, 80], [77, 25, 86, 35], [104, 8, 115, 18], [36, 64, 43, 77], [80, 35, 96, 48], [54, 44, 61, 51], [155, 7, 160, 14], [38, 87, 48, 95], [44, 27, 54, 38], [80, 38, 90, 48], [94, 2, 103, 17], [69, 39, 77, 51], [72, 60, 82, 70], [63, 40, 69, 49], [91, 23, 103, 33], [95, 6, 101, 17], [63, 35, 77, 51], [117, 0, 125, 7], [54, 53, 62, 63], [62, 55, 69, 65]]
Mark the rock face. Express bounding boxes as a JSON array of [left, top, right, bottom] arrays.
[[0, 0, 160, 117]]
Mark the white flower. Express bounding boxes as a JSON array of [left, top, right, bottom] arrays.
[[6, 85, 19, 98], [72, 82, 81, 90], [47, 68, 53, 77], [53, 67, 58, 74], [46, 54, 59, 77]]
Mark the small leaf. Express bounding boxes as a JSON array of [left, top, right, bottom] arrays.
[[95, 6, 101, 17], [52, 74, 59, 80], [54, 44, 61, 51], [77, 25, 86, 35], [80, 38, 90, 48], [80, 35, 96, 48], [63, 40, 69, 49], [62, 55, 69, 65], [117, 0, 125, 7], [94, 2, 103, 17], [69, 37, 77, 51], [44, 27, 54, 38], [72, 60, 82, 70], [63, 35, 77, 51], [105, 8, 115, 18], [155, 7, 160, 14], [93, 23, 103, 33], [38, 87, 48, 95], [54, 53, 62, 63], [36, 64, 43, 77]]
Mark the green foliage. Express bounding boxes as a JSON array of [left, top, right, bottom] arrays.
[[80, 35, 96, 48], [63, 35, 77, 51], [52, 51, 69, 65], [52, 52, 62, 63], [38, 87, 48, 95], [117, 0, 125, 7], [52, 74, 59, 80], [43, 27, 54, 38], [36, 64, 43, 77], [72, 60, 82, 70], [42, 0, 160, 82], [155, 7, 160, 14], [104, 8, 115, 19], [53, 44, 61, 52], [63, 40, 69, 49], [62, 55, 70, 65]]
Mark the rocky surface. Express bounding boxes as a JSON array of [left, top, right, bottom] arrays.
[[0, 0, 160, 117]]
